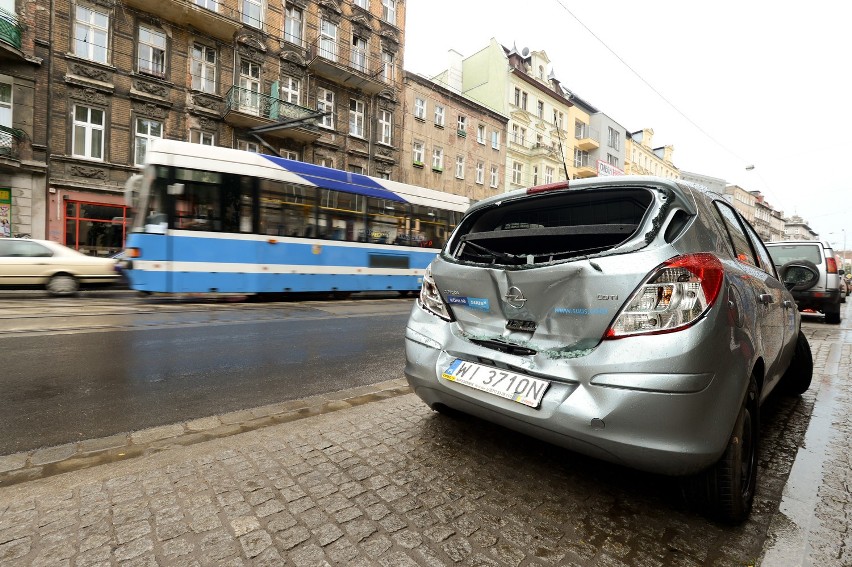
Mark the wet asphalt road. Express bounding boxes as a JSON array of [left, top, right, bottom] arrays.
[[0, 293, 413, 455]]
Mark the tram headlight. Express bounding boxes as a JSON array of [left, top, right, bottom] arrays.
[[419, 265, 452, 321]]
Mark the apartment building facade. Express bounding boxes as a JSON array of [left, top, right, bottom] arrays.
[[624, 128, 678, 179], [431, 40, 578, 192], [24, 0, 406, 255], [401, 70, 507, 202], [1, 0, 46, 238]]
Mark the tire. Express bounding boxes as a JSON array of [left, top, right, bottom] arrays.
[[825, 306, 841, 325], [684, 376, 759, 524], [46, 274, 79, 296], [780, 330, 813, 395]]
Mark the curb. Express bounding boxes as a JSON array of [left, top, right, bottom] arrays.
[[0, 379, 411, 488]]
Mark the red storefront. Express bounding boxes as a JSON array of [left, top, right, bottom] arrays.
[[47, 190, 129, 257]]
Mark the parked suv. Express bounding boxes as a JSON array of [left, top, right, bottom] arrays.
[[765, 240, 842, 324], [405, 177, 814, 523]]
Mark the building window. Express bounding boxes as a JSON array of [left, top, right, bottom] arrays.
[[349, 164, 364, 174], [317, 88, 334, 129], [457, 115, 466, 133], [284, 6, 303, 46], [64, 201, 129, 256], [351, 35, 367, 73], [537, 100, 544, 119], [282, 149, 299, 160], [354, 0, 368, 8], [455, 155, 464, 179], [414, 98, 426, 120], [521, 92, 527, 110], [280, 76, 300, 104], [513, 87, 520, 107], [608, 126, 620, 150], [195, 0, 217, 9], [318, 157, 333, 168], [138, 25, 166, 77], [475, 162, 484, 184], [491, 131, 500, 150], [72, 105, 105, 160], [413, 140, 424, 164], [477, 125, 485, 144], [434, 105, 445, 127], [238, 60, 261, 115], [575, 120, 588, 139], [134, 117, 163, 166], [382, 51, 395, 83], [545, 166, 554, 184], [238, 140, 260, 153], [512, 162, 522, 185], [532, 165, 538, 185], [349, 98, 365, 137], [0, 79, 11, 131], [319, 19, 338, 61], [379, 109, 392, 145], [381, 0, 396, 24], [190, 44, 216, 93], [74, 5, 109, 64], [607, 153, 618, 166], [242, 0, 263, 29], [490, 165, 498, 188], [573, 148, 590, 168], [190, 129, 214, 145], [432, 147, 443, 170]]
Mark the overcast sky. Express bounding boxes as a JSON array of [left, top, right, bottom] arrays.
[[403, 0, 852, 245]]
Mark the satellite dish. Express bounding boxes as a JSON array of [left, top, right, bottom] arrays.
[[521, 47, 530, 57]]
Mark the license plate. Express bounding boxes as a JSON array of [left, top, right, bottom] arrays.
[[441, 359, 549, 408]]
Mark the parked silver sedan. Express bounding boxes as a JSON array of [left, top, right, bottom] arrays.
[[405, 176, 813, 523], [0, 238, 120, 296]]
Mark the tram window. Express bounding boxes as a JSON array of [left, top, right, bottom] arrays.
[[317, 189, 365, 241], [259, 179, 315, 237], [408, 204, 448, 248], [172, 170, 246, 233], [366, 198, 404, 244]]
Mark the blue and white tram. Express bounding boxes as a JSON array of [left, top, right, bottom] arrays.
[[122, 140, 470, 296]]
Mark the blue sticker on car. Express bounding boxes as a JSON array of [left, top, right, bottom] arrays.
[[446, 296, 490, 311]]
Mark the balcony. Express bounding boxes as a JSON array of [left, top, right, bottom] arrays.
[[0, 125, 24, 163], [0, 9, 21, 50], [224, 86, 322, 143], [574, 125, 600, 151], [573, 156, 596, 178], [121, 0, 241, 42], [307, 36, 387, 95]]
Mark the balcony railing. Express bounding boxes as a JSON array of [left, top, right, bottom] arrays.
[[223, 85, 322, 141], [0, 125, 24, 160], [307, 35, 387, 95], [574, 125, 600, 151], [0, 8, 22, 49]]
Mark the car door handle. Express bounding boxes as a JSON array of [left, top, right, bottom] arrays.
[[783, 300, 794, 309], [758, 294, 774, 305]]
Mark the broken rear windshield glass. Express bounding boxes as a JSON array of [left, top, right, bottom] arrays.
[[449, 188, 654, 266]]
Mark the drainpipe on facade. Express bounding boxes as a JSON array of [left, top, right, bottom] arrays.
[[45, 0, 55, 240]]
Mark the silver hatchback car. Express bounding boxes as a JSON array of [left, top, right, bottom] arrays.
[[404, 176, 813, 523]]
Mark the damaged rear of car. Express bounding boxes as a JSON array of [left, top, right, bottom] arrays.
[[404, 176, 811, 523]]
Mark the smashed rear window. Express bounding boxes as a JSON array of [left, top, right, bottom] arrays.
[[448, 188, 654, 266]]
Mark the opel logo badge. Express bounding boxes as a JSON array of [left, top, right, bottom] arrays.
[[504, 286, 527, 309]]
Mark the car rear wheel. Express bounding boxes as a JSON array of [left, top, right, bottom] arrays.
[[684, 375, 759, 524], [46, 274, 79, 296], [780, 330, 813, 395], [825, 306, 841, 325]]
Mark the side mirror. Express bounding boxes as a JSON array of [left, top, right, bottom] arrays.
[[780, 262, 820, 292], [839, 269, 845, 276]]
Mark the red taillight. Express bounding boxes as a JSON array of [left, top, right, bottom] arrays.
[[826, 257, 837, 274], [526, 181, 570, 195], [605, 253, 725, 339]]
